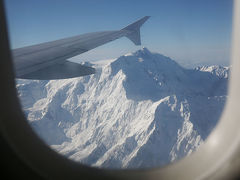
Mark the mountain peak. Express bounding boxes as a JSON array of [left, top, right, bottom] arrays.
[[141, 47, 151, 53], [16, 48, 229, 169], [132, 47, 152, 57]]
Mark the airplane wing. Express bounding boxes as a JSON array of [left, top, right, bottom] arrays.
[[12, 16, 150, 80]]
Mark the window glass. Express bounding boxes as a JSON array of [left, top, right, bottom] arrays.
[[5, 0, 232, 169]]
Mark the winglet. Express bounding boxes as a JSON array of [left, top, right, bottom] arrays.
[[121, 16, 150, 45]]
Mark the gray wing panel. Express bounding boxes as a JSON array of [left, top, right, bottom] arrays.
[[18, 61, 95, 80], [13, 31, 120, 78], [12, 16, 150, 80]]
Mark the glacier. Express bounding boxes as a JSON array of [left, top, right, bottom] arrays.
[[16, 48, 229, 169]]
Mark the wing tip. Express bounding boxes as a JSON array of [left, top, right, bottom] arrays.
[[122, 16, 150, 46]]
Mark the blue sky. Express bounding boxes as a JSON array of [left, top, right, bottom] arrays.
[[4, 0, 233, 66]]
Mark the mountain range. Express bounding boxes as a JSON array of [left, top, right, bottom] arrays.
[[16, 48, 229, 169]]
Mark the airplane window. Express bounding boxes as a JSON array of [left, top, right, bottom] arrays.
[[5, 0, 233, 169]]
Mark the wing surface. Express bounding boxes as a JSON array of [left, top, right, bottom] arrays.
[[13, 16, 150, 79], [20, 61, 95, 80]]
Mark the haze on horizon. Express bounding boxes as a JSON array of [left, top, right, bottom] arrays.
[[5, 0, 233, 67]]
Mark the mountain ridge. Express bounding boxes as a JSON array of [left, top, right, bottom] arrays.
[[16, 48, 228, 169]]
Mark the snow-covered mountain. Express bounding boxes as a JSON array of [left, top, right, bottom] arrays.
[[16, 48, 228, 169]]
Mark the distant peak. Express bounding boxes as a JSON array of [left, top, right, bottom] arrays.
[[141, 46, 150, 52], [141, 47, 151, 53], [133, 47, 152, 57]]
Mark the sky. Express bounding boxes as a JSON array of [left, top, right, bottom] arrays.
[[4, 0, 233, 66]]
